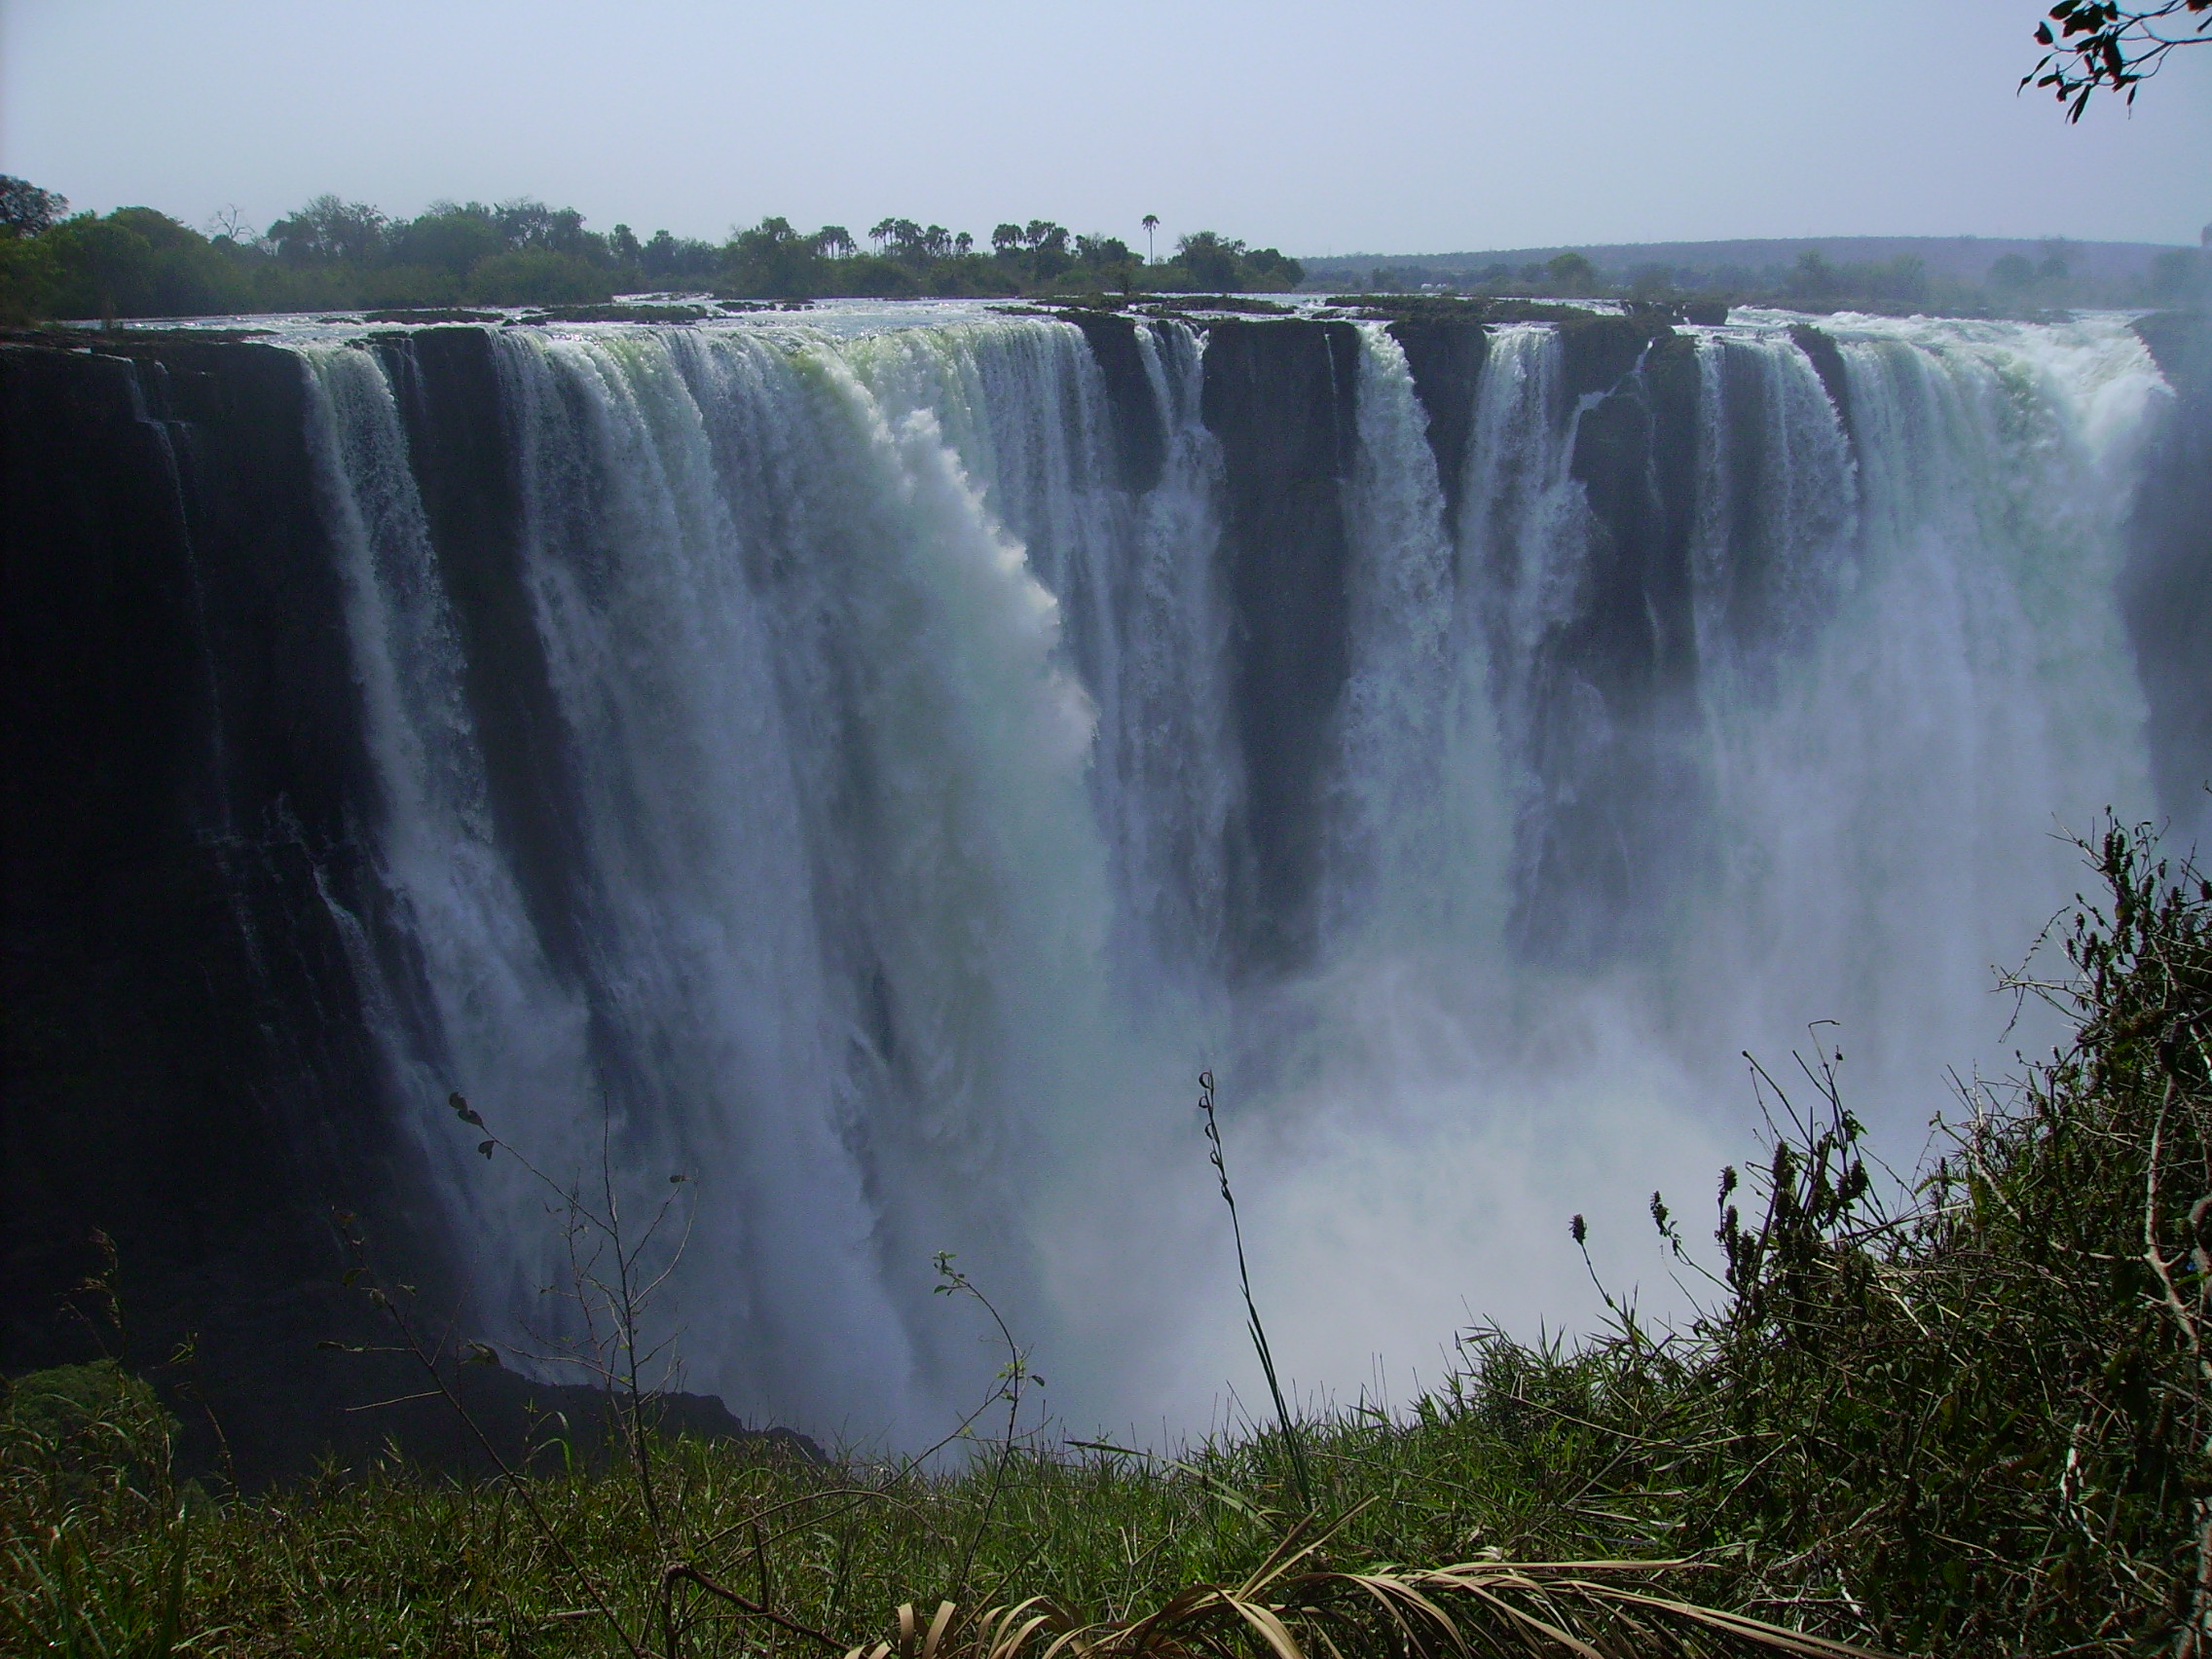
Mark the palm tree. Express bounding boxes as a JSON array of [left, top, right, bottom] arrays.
[[1142, 214, 1160, 265]]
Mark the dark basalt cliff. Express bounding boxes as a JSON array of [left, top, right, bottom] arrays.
[[1430, 313, 1711, 959], [0, 333, 806, 1482], [0, 335, 456, 1480], [375, 329, 596, 987], [1788, 322, 1855, 444], [1198, 319, 1362, 974], [1386, 318, 1490, 532], [1207, 311, 1725, 966], [1064, 312, 1167, 494], [1530, 327, 1709, 959], [2125, 312, 2212, 845]]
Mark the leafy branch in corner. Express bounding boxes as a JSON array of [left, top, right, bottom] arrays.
[[2024, 0, 2212, 118]]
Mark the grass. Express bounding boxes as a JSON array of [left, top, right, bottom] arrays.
[[4, 815, 2209, 1657], [0, 1380, 1887, 1659]]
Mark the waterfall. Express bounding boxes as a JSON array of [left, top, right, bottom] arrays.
[[1680, 317, 2159, 1101], [1323, 322, 1503, 949], [287, 307, 2172, 1443]]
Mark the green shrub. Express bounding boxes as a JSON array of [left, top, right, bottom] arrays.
[[464, 247, 614, 306], [37, 209, 250, 320], [0, 231, 57, 322]]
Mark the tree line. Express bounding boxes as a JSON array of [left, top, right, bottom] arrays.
[[0, 180, 1303, 323], [1342, 240, 2208, 315], [12, 174, 2197, 328]]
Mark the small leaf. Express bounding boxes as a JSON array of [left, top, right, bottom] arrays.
[[478, 1139, 496, 1159]]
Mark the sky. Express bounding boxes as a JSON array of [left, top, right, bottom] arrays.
[[3, 0, 2206, 256]]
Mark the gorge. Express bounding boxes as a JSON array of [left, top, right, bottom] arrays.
[[3, 300, 2205, 1475]]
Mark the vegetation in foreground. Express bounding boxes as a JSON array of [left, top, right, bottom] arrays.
[[4, 816, 2210, 1658]]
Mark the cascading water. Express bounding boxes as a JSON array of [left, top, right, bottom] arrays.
[[292, 305, 2171, 1444]]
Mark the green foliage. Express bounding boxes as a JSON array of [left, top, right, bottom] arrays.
[[0, 232, 58, 323], [4, 1363, 178, 1488], [0, 1387, 1853, 1659], [5, 1511, 192, 1659], [1171, 233, 1241, 291], [1643, 815, 2212, 1647], [0, 177, 1299, 319], [2, 1362, 193, 1658], [268, 195, 388, 266], [2025, 0, 2212, 119], [388, 203, 505, 276], [726, 217, 832, 300], [1779, 248, 1930, 311], [0, 175, 70, 237], [1158, 233, 1302, 295], [705, 213, 1274, 302], [466, 248, 615, 306], [27, 208, 250, 321], [1543, 251, 1596, 295]]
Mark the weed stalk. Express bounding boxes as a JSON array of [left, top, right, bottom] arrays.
[[1196, 1069, 1313, 1517]]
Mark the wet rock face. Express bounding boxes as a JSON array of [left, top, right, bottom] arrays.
[[0, 336, 448, 1484], [1181, 313, 1716, 973], [2, 331, 826, 1484], [1520, 326, 1708, 961], [1387, 319, 1491, 532], [1198, 318, 1362, 976], [1064, 312, 1167, 494], [2125, 313, 2212, 847], [1788, 322, 1855, 445], [1554, 312, 1676, 404], [375, 329, 593, 988]]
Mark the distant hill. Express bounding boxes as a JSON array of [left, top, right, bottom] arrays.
[[1299, 235, 2197, 289]]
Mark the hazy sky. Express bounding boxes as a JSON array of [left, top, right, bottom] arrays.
[[4, 0, 2206, 255]]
